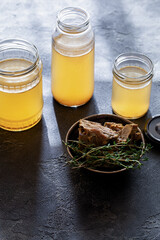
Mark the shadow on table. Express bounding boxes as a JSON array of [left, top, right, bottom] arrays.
[[68, 167, 133, 230], [0, 117, 50, 238], [53, 95, 99, 141]]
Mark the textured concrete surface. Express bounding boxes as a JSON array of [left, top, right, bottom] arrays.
[[0, 0, 160, 240], [0, 82, 160, 240]]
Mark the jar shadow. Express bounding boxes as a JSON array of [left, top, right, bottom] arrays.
[[0, 117, 52, 238], [53, 95, 99, 141]]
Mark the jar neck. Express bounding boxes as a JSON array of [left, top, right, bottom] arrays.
[[57, 7, 90, 33], [113, 53, 154, 84], [0, 39, 39, 77]]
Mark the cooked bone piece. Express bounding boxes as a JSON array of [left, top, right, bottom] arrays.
[[104, 122, 123, 132], [117, 124, 134, 142], [130, 124, 141, 141], [79, 119, 118, 146]]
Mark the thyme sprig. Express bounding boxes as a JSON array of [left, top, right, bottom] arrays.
[[64, 140, 152, 170]]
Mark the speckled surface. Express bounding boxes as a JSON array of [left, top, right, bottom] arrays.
[[0, 1, 160, 240]]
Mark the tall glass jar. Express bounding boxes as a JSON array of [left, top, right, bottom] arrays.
[[51, 7, 94, 107], [0, 39, 43, 131], [112, 53, 153, 119]]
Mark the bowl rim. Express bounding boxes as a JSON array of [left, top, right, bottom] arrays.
[[65, 113, 145, 174]]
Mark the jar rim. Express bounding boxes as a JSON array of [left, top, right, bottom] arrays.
[[57, 7, 90, 33], [0, 38, 39, 76], [113, 52, 153, 82]]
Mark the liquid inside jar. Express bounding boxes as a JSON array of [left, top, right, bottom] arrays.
[[51, 47, 94, 107], [51, 7, 94, 107], [112, 66, 152, 119], [0, 58, 43, 131]]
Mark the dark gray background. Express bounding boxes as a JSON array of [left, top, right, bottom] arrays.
[[0, 1, 160, 240]]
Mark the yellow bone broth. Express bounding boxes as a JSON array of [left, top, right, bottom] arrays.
[[0, 58, 43, 131], [51, 7, 94, 107], [51, 48, 94, 107], [112, 66, 152, 119]]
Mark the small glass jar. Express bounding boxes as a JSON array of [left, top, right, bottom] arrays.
[[0, 39, 43, 131], [112, 53, 153, 119], [51, 7, 94, 107]]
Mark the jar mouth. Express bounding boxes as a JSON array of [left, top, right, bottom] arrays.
[[113, 52, 154, 82], [57, 7, 90, 33], [0, 39, 39, 76]]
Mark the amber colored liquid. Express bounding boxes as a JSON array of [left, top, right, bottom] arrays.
[[0, 59, 43, 131], [112, 66, 152, 119], [51, 48, 94, 107]]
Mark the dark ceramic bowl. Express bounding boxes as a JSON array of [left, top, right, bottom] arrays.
[[65, 114, 145, 174]]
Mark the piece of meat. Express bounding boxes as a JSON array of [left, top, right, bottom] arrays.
[[129, 124, 141, 141], [117, 123, 141, 142], [104, 122, 123, 132], [117, 124, 133, 142], [78, 119, 118, 146]]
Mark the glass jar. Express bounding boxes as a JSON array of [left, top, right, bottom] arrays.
[[0, 39, 43, 131], [51, 7, 94, 107], [112, 53, 153, 119]]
